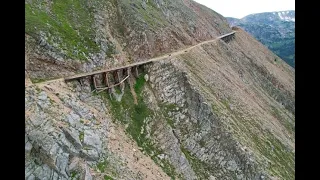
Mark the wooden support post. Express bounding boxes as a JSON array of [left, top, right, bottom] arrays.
[[117, 70, 121, 83], [127, 67, 131, 76], [92, 75, 97, 89], [119, 69, 125, 92], [134, 66, 139, 77], [104, 72, 111, 93], [123, 68, 126, 76], [104, 72, 109, 87], [113, 71, 118, 84]]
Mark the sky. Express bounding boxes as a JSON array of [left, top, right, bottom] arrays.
[[193, 0, 295, 19]]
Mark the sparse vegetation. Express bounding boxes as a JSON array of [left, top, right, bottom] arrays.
[[104, 73, 153, 151], [25, 0, 111, 61], [106, 44, 116, 58], [270, 106, 295, 135], [97, 159, 109, 173], [220, 100, 295, 180], [31, 77, 60, 84], [70, 171, 78, 180], [180, 145, 211, 179], [160, 159, 178, 180], [49, 97, 55, 104], [251, 130, 295, 179], [30, 78, 47, 83], [199, 139, 206, 147], [119, 0, 168, 29], [79, 131, 84, 142], [161, 103, 180, 128], [104, 175, 114, 180], [100, 73, 179, 179]]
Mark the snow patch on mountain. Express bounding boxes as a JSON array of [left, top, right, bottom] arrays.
[[277, 11, 295, 22]]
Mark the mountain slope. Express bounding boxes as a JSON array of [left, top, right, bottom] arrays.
[[25, 1, 295, 180], [227, 11, 295, 68], [25, 0, 231, 80]]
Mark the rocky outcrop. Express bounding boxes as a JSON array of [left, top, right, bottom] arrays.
[[25, 82, 105, 179], [140, 59, 263, 179], [25, 79, 170, 180]]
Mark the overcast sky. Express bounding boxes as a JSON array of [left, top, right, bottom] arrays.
[[193, 0, 295, 19]]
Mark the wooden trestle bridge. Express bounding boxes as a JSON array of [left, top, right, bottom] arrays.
[[63, 31, 236, 93]]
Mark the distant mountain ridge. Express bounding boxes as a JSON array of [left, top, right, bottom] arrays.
[[227, 10, 295, 68]]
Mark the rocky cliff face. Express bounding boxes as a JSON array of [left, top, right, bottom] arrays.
[[25, 1, 295, 180], [25, 79, 171, 180], [227, 11, 295, 68]]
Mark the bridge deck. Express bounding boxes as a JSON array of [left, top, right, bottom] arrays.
[[64, 31, 235, 81]]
